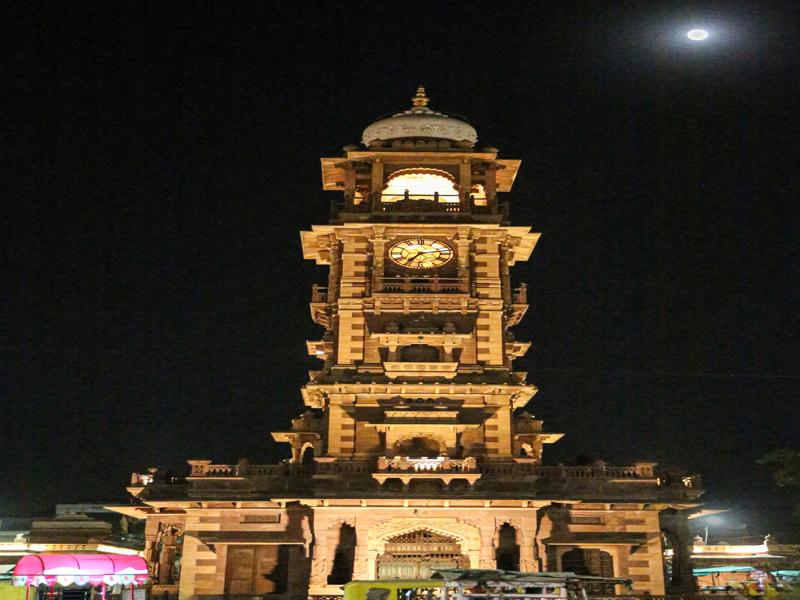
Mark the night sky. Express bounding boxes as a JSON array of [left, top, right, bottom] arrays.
[[4, 2, 800, 536]]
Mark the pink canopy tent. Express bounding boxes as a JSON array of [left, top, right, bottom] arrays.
[[12, 554, 148, 587]]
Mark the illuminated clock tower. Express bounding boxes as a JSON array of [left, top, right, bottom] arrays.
[[122, 88, 702, 600], [286, 87, 545, 466]]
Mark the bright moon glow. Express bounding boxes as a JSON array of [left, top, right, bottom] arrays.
[[687, 29, 709, 41]]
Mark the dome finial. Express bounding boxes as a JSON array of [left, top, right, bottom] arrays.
[[411, 85, 429, 108]]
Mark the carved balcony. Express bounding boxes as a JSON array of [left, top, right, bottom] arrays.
[[382, 361, 459, 379], [142, 458, 701, 501], [376, 456, 478, 473], [374, 276, 470, 294], [372, 455, 481, 487]]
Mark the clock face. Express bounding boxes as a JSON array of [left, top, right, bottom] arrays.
[[388, 238, 454, 270]]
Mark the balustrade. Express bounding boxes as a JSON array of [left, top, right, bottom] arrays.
[[374, 276, 469, 294], [376, 456, 478, 473], [314, 461, 372, 475], [329, 194, 508, 217], [171, 459, 687, 489], [379, 193, 463, 213], [186, 462, 313, 478], [478, 463, 661, 480]]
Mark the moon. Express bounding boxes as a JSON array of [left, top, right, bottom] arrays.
[[687, 29, 709, 41]]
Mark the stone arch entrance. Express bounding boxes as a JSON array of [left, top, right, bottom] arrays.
[[368, 518, 481, 579], [377, 529, 468, 579]]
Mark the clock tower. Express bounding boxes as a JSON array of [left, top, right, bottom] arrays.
[[284, 87, 548, 471], [121, 88, 702, 600]]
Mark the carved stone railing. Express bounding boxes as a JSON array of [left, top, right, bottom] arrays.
[[376, 456, 478, 473], [330, 194, 508, 220], [314, 461, 373, 475], [479, 462, 662, 480], [176, 459, 699, 498], [245, 464, 313, 477], [186, 460, 313, 478], [374, 276, 469, 294], [380, 193, 463, 212], [187, 460, 238, 477]]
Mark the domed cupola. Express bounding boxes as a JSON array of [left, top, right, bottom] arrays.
[[361, 87, 478, 150]]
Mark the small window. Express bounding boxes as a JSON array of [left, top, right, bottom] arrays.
[[240, 514, 281, 523]]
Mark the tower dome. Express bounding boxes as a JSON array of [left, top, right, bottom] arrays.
[[361, 87, 478, 149]]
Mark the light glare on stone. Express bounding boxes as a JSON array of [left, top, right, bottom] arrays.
[[687, 29, 709, 41]]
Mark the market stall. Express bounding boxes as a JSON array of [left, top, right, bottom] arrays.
[[12, 555, 148, 600]]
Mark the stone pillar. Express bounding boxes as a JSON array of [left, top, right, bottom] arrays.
[[309, 517, 331, 590], [144, 531, 157, 579], [499, 242, 512, 305], [661, 509, 697, 594], [343, 162, 356, 210], [328, 240, 341, 304], [353, 516, 372, 580], [456, 228, 471, 293], [485, 164, 497, 212], [177, 533, 220, 600], [372, 228, 386, 294], [519, 515, 538, 572], [459, 159, 471, 212], [371, 159, 384, 211], [479, 519, 496, 569], [367, 548, 379, 582]]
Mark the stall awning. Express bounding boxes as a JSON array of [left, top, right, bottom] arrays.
[[12, 554, 148, 586], [694, 566, 755, 576]]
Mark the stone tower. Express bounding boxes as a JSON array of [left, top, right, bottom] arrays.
[[278, 86, 554, 471], [118, 89, 702, 600]]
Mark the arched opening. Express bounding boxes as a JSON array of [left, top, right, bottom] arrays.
[[399, 344, 440, 362], [448, 479, 470, 493], [328, 524, 356, 584], [518, 443, 536, 459], [496, 523, 520, 571], [561, 548, 615, 594], [383, 169, 459, 203], [407, 479, 445, 494], [381, 478, 404, 492], [377, 529, 468, 579], [396, 436, 442, 458], [300, 445, 315, 465]]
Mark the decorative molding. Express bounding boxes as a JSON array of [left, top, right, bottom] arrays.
[[366, 517, 481, 553], [363, 114, 478, 146]]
